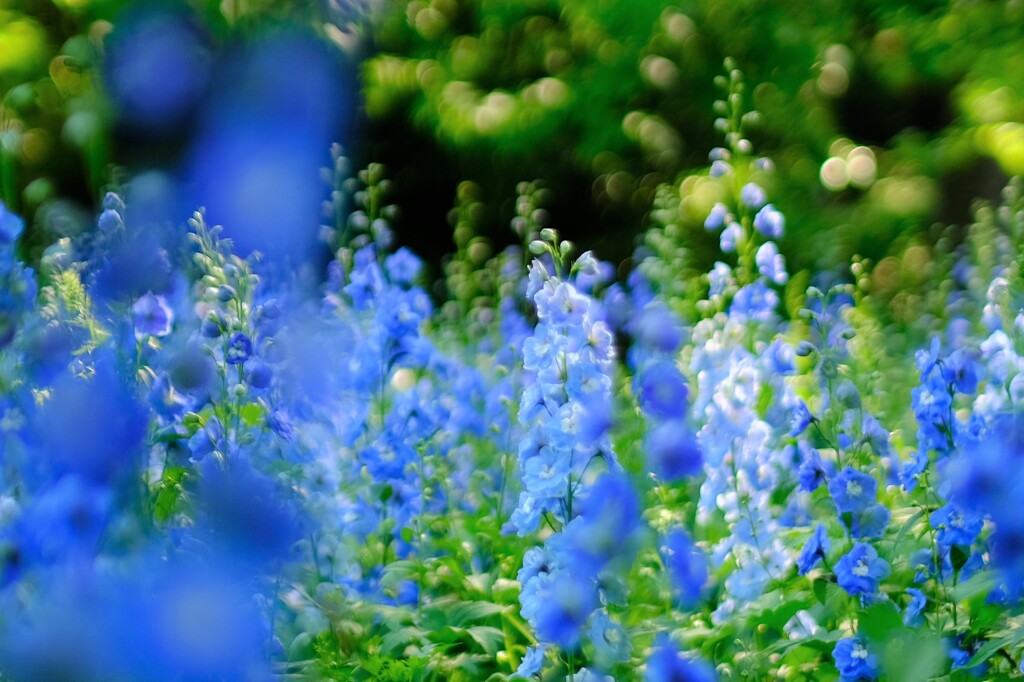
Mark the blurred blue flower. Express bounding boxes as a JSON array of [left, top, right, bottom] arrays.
[[660, 529, 708, 607], [636, 360, 689, 421], [515, 645, 546, 678], [104, 7, 212, 130], [753, 204, 784, 239], [740, 183, 766, 210], [797, 524, 829, 575], [646, 420, 703, 481], [0, 201, 24, 243], [132, 292, 173, 338], [930, 503, 983, 548], [903, 588, 927, 627], [645, 634, 717, 682], [704, 203, 728, 231]]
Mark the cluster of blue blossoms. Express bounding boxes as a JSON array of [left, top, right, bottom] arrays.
[[1, 114, 1024, 681]]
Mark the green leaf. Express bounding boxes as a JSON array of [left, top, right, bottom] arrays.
[[153, 485, 182, 523], [813, 578, 829, 605], [380, 627, 424, 656], [423, 600, 507, 630], [952, 570, 997, 602], [464, 626, 505, 656], [892, 508, 926, 549], [859, 601, 903, 644], [966, 629, 1024, 669], [239, 401, 265, 428], [877, 630, 944, 682]]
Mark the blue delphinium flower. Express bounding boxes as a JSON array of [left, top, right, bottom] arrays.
[[645, 634, 717, 682], [730, 281, 779, 321], [31, 359, 148, 483], [704, 203, 728, 231], [833, 636, 879, 681], [660, 529, 708, 607], [225, 331, 252, 365], [946, 413, 1024, 595], [790, 400, 814, 437], [532, 570, 598, 650], [384, 246, 422, 286], [740, 183, 767, 210], [635, 360, 689, 421], [132, 292, 173, 338], [850, 504, 890, 540], [797, 524, 830, 575], [588, 609, 632, 667], [514, 645, 546, 678], [930, 502, 983, 548], [903, 588, 927, 627], [753, 204, 784, 239], [796, 443, 830, 492], [720, 222, 743, 253], [632, 301, 684, 355], [828, 467, 877, 515], [646, 420, 704, 481], [834, 543, 890, 596], [755, 242, 787, 285], [0, 201, 25, 243], [941, 348, 979, 395]]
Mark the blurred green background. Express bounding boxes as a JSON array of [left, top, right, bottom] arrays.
[[2, 0, 1023, 279]]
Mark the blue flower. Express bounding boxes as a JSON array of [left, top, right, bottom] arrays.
[[645, 634, 717, 682], [790, 400, 814, 437], [132, 292, 173, 338], [941, 349, 979, 395], [835, 543, 889, 596], [0, 201, 25, 243], [828, 467, 877, 515], [797, 524, 830, 575], [704, 203, 728, 231], [225, 332, 252, 365], [851, 504, 890, 540], [587, 610, 631, 667], [636, 360, 689, 421], [522, 446, 571, 499], [244, 360, 273, 390], [32, 359, 148, 483], [899, 448, 928, 492], [646, 420, 703, 481], [740, 183, 766, 210], [755, 242, 787, 285], [753, 204, 784, 238], [797, 443, 830, 492], [532, 571, 598, 650], [515, 645, 546, 678], [98, 208, 124, 232], [384, 247, 422, 286], [720, 222, 743, 252], [725, 562, 770, 602], [930, 503, 983, 548], [660, 529, 708, 607], [571, 474, 642, 573], [730, 281, 778, 321], [632, 302, 684, 354], [833, 636, 879, 681], [903, 588, 926, 627]]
